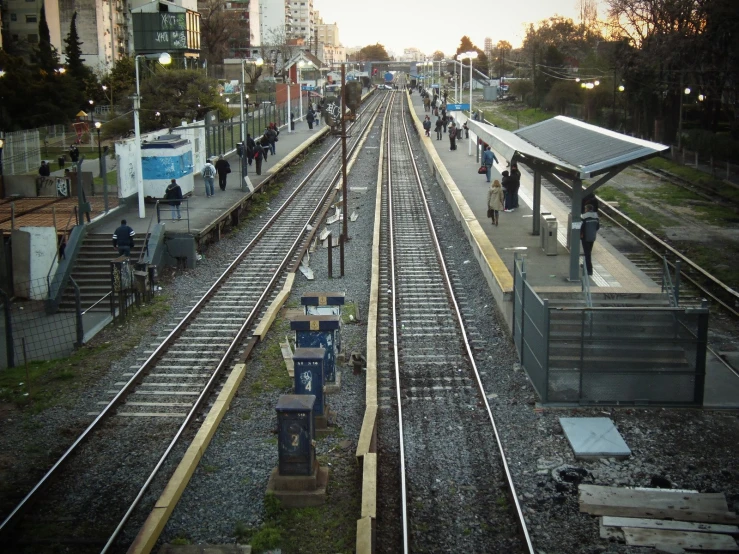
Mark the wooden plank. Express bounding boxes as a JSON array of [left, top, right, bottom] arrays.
[[356, 515, 373, 554], [579, 485, 737, 524], [623, 527, 739, 551], [599, 518, 624, 541], [361, 453, 377, 519], [603, 516, 739, 535], [356, 404, 377, 458]]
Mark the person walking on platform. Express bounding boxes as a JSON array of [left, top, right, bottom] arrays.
[[246, 134, 256, 166], [487, 179, 505, 226], [307, 108, 315, 129], [267, 123, 279, 155], [442, 113, 450, 134], [215, 155, 230, 191], [423, 96, 430, 112], [423, 116, 431, 136], [482, 146, 498, 182], [112, 219, 135, 257], [201, 159, 216, 197], [165, 178, 183, 220], [435, 116, 443, 140], [581, 204, 600, 276], [463, 121, 469, 139]]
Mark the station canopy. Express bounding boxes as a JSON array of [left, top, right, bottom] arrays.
[[467, 115, 668, 180], [466, 115, 669, 281]]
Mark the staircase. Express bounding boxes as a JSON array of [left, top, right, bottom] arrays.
[[59, 232, 147, 312]]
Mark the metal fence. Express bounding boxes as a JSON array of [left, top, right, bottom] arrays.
[[665, 146, 739, 185], [1, 128, 42, 176], [512, 254, 709, 406], [0, 277, 83, 369]]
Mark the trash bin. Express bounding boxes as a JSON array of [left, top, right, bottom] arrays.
[[541, 215, 558, 256]]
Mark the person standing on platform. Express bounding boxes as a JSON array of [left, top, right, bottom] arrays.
[[215, 155, 230, 191], [165, 178, 183, 220], [581, 204, 600, 276], [449, 123, 457, 151], [510, 163, 521, 209], [581, 192, 599, 214], [307, 108, 315, 129], [423, 116, 431, 136], [463, 121, 469, 139], [253, 138, 263, 175], [487, 179, 505, 226], [112, 219, 135, 257], [435, 116, 443, 140], [201, 159, 216, 197], [264, 125, 277, 156], [38, 161, 51, 177], [246, 134, 256, 166], [482, 146, 498, 182], [501, 170, 514, 211]]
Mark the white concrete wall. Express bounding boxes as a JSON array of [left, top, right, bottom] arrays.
[[115, 127, 164, 199], [11, 227, 58, 300], [173, 120, 207, 175]]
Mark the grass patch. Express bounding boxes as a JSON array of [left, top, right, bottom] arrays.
[[642, 157, 739, 202], [248, 317, 292, 397], [241, 181, 286, 226], [201, 463, 219, 474], [93, 169, 117, 189], [0, 293, 171, 413], [481, 104, 555, 131], [597, 185, 677, 231], [674, 240, 739, 290], [235, 446, 361, 553], [170, 537, 191, 546], [341, 302, 357, 324]]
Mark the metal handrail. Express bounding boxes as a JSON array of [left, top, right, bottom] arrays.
[[81, 291, 112, 315], [138, 200, 159, 265], [662, 255, 678, 307], [46, 206, 79, 298], [581, 263, 593, 308]]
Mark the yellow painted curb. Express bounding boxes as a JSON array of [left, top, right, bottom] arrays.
[[356, 515, 373, 554], [127, 363, 247, 554], [254, 273, 295, 338], [361, 452, 378, 519], [406, 91, 514, 296]]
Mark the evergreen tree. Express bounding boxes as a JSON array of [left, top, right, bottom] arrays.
[[35, 1, 59, 75], [64, 13, 87, 82]]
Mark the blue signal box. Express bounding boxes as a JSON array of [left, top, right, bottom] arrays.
[[293, 348, 325, 417], [275, 394, 316, 476]]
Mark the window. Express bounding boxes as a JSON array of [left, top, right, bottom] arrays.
[[10, 13, 17, 21], [28, 34, 39, 43], [26, 14, 37, 22]]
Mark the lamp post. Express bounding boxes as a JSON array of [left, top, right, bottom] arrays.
[[240, 57, 264, 143], [298, 60, 305, 123], [94, 121, 102, 176], [678, 85, 690, 148], [88, 99, 95, 146], [0, 137, 4, 196], [461, 51, 478, 119], [133, 52, 172, 218], [94, 121, 110, 210]]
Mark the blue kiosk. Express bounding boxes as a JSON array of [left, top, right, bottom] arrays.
[[301, 292, 345, 355], [293, 348, 326, 425]]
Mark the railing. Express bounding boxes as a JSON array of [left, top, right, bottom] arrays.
[[156, 198, 190, 233], [46, 206, 78, 299], [138, 200, 159, 265], [662, 256, 681, 307], [581, 263, 593, 308]]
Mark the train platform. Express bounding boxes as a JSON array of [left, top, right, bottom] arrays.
[[408, 91, 658, 297], [91, 121, 329, 239], [407, 91, 739, 409]]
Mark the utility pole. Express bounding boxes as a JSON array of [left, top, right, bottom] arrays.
[[340, 63, 348, 276]]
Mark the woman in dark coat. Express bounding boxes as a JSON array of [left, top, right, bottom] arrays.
[[165, 179, 183, 220]]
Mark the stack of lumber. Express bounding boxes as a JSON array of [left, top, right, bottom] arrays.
[[579, 485, 739, 552]]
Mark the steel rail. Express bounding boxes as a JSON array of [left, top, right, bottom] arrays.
[[103, 92, 391, 551], [385, 91, 411, 554], [397, 94, 535, 552], [0, 91, 387, 538]]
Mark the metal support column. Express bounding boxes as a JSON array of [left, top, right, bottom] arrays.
[[532, 170, 541, 236], [569, 177, 583, 281]]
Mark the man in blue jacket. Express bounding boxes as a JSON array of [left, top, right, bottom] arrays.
[[112, 219, 135, 257], [482, 146, 498, 183]]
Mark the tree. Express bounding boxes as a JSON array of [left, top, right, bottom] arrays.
[[34, 2, 59, 75], [495, 40, 512, 78], [358, 44, 390, 62], [455, 36, 489, 75], [260, 27, 302, 81], [64, 13, 86, 82], [199, 0, 249, 66], [432, 50, 445, 61]]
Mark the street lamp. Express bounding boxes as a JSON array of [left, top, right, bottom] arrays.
[[0, 138, 5, 193], [133, 51, 172, 218], [240, 57, 264, 143], [88, 99, 95, 146], [461, 51, 478, 119], [298, 60, 306, 123]]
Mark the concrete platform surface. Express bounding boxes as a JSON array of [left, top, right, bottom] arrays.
[[560, 417, 631, 459]]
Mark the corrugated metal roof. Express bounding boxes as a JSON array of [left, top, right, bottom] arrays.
[[467, 116, 668, 178]]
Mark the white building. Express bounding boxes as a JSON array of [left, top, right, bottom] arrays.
[[287, 0, 313, 43], [400, 47, 423, 62]]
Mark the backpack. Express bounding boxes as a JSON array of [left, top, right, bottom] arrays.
[[203, 165, 215, 178]]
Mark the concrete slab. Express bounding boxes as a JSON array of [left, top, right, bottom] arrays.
[[559, 417, 631, 459]]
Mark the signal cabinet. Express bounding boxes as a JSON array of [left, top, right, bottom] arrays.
[[276, 394, 316, 476]]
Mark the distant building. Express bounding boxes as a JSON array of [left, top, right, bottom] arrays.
[[400, 47, 423, 62], [484, 37, 493, 59], [287, 0, 313, 42]]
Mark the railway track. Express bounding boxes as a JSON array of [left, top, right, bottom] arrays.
[[0, 91, 387, 553], [375, 92, 533, 552]]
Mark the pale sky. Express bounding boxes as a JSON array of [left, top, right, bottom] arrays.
[[315, 0, 604, 56]]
